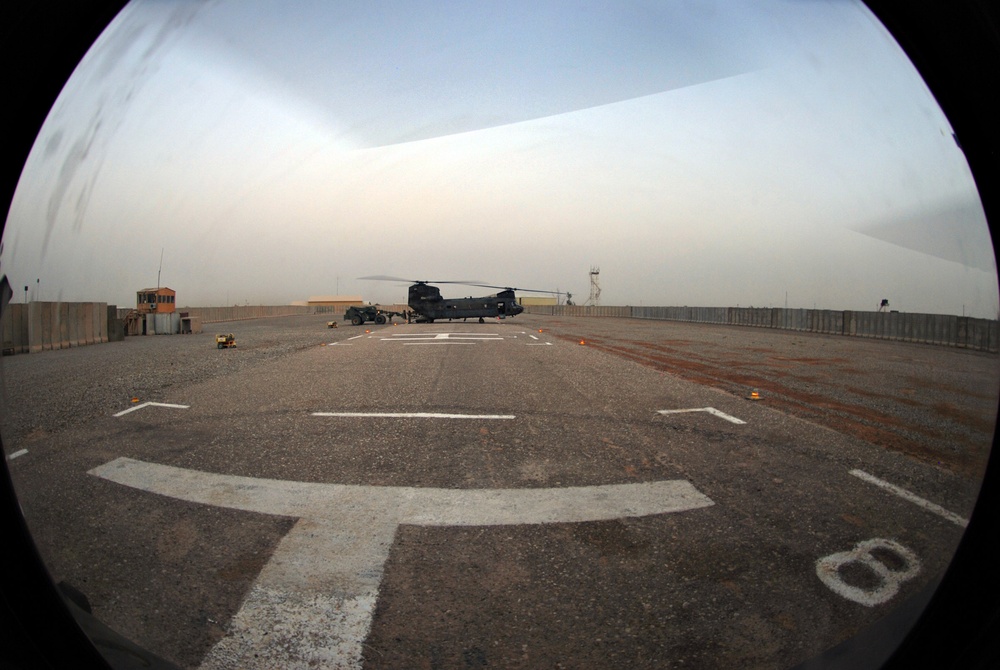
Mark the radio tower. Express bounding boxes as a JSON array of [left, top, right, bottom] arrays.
[[586, 266, 601, 306]]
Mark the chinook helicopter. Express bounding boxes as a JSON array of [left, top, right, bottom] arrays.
[[359, 276, 561, 323]]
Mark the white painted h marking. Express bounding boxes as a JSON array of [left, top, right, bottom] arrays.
[[89, 458, 714, 669]]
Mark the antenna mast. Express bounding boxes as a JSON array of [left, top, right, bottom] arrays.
[[157, 248, 164, 289]]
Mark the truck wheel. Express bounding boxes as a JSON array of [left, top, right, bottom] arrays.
[[375, 314, 387, 324], [351, 316, 362, 326]]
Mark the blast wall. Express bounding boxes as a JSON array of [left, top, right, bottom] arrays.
[[523, 305, 999, 352], [178, 305, 316, 322], [177, 304, 408, 323], [1, 302, 110, 354], [10, 301, 990, 354]]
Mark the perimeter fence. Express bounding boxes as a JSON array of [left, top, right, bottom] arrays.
[[177, 305, 318, 322], [5, 302, 995, 354], [522, 305, 999, 353], [174, 304, 408, 322], [3, 303, 353, 355]]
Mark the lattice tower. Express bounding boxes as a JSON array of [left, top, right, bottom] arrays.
[[586, 266, 601, 306]]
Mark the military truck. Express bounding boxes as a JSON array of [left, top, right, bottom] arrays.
[[343, 305, 407, 325]]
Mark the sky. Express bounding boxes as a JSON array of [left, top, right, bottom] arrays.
[[2, 0, 997, 317]]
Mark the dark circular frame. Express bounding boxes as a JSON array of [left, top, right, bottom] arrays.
[[2, 2, 997, 668]]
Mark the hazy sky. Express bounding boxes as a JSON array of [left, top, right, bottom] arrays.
[[2, 0, 997, 316]]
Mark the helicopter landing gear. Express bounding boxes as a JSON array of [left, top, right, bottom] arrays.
[[479, 317, 485, 323]]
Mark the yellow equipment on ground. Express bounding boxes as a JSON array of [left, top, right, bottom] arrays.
[[215, 333, 236, 349]]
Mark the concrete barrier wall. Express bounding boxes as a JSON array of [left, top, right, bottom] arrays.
[[145, 312, 180, 335], [12, 301, 993, 353], [5, 302, 403, 355], [179, 305, 316, 323], [524, 305, 999, 352], [108, 306, 124, 342], [1, 303, 30, 354], [0, 302, 111, 355], [178, 304, 409, 323]]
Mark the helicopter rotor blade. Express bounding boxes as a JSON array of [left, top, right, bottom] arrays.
[[358, 276, 565, 295], [358, 276, 486, 285], [463, 283, 565, 295], [358, 275, 416, 283]]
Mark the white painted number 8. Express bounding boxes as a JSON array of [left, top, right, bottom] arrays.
[[816, 538, 921, 607]]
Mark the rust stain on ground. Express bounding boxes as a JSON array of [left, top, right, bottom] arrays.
[[23, 428, 51, 443], [840, 514, 866, 527], [552, 332, 994, 478], [904, 374, 998, 400], [770, 356, 852, 365], [932, 401, 998, 433]]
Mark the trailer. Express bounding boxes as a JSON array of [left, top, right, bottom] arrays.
[[344, 305, 408, 326]]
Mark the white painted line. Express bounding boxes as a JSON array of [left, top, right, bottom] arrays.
[[526, 342, 553, 346], [348, 334, 364, 340], [90, 457, 714, 670], [387, 332, 500, 337], [312, 412, 515, 419], [703, 408, 746, 424], [391, 337, 503, 341], [657, 407, 746, 425], [402, 342, 476, 345], [529, 334, 539, 340], [441, 336, 503, 340], [382, 333, 503, 342], [7, 449, 28, 460], [113, 402, 191, 417], [849, 469, 968, 528]]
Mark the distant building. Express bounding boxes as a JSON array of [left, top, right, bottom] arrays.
[[136, 287, 176, 314], [301, 295, 365, 309], [518, 296, 558, 306]]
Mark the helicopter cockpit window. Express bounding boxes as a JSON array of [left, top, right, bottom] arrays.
[[1, 1, 996, 668]]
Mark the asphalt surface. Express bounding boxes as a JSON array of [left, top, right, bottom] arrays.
[[2, 313, 997, 669]]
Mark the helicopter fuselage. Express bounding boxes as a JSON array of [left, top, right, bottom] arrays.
[[408, 284, 523, 322]]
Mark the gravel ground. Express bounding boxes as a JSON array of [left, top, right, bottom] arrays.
[[1, 314, 335, 447], [541, 315, 1000, 481], [2, 313, 996, 669], [4, 312, 996, 481]]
